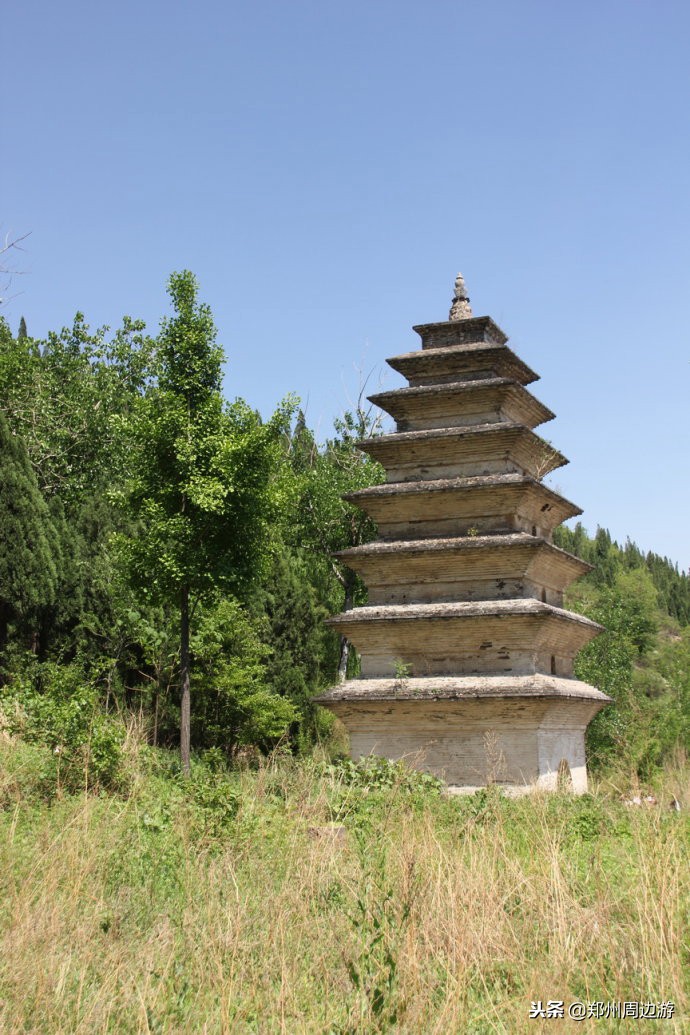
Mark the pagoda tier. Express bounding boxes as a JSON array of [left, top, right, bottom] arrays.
[[327, 600, 601, 678], [335, 533, 591, 607], [369, 378, 554, 432], [357, 423, 567, 482], [316, 276, 608, 793], [387, 325, 537, 387], [324, 690, 603, 791], [345, 474, 582, 541]]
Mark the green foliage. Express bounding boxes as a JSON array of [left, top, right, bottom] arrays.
[[111, 271, 295, 769], [0, 413, 59, 655], [0, 312, 156, 667], [393, 658, 412, 683], [0, 313, 155, 504], [0, 736, 61, 806], [0, 660, 125, 792], [292, 409, 383, 565], [326, 756, 443, 824], [134, 757, 242, 846], [566, 561, 686, 774], [190, 598, 296, 752], [556, 521, 690, 626], [554, 522, 689, 773], [114, 272, 291, 603], [342, 828, 414, 1031], [279, 406, 385, 682], [250, 547, 329, 745], [331, 755, 443, 794], [158, 271, 222, 403]]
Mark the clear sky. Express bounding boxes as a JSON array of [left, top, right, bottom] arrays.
[[4, 0, 689, 570]]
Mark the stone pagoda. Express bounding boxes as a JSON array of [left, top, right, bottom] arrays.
[[316, 275, 609, 793]]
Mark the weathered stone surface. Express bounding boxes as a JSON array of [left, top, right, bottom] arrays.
[[316, 673, 609, 703], [358, 423, 567, 482], [387, 342, 538, 387], [369, 378, 555, 432], [319, 290, 606, 793], [318, 696, 604, 792], [327, 599, 601, 678], [344, 473, 582, 540], [413, 316, 507, 349], [336, 533, 590, 606]]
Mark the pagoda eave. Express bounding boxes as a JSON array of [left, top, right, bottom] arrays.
[[386, 343, 539, 387], [327, 598, 602, 638], [368, 378, 555, 432], [344, 474, 581, 540], [335, 533, 591, 604], [412, 315, 508, 349], [315, 674, 610, 705], [357, 423, 568, 481]]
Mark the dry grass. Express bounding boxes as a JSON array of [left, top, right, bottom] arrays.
[[0, 742, 687, 1034]]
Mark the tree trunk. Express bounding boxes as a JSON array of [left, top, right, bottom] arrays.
[[0, 601, 10, 686], [337, 571, 355, 682], [152, 687, 160, 748], [180, 584, 191, 775]]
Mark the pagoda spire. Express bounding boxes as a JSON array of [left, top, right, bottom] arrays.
[[449, 272, 473, 321]]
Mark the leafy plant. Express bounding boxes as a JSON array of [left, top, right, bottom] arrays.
[[113, 272, 293, 772], [342, 828, 415, 1031], [0, 659, 125, 792], [393, 658, 412, 691]]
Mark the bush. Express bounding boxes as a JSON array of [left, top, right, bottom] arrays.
[[0, 660, 125, 793]]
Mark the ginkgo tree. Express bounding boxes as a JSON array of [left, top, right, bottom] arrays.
[[114, 271, 291, 772]]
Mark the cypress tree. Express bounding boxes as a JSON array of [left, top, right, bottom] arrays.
[[0, 413, 58, 662], [253, 547, 327, 741]]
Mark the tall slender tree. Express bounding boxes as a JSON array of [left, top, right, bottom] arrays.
[[115, 271, 289, 771], [0, 413, 58, 665]]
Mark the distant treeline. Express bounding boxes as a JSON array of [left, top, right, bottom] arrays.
[[554, 524, 690, 626]]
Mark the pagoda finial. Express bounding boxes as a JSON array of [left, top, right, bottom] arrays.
[[449, 272, 473, 321]]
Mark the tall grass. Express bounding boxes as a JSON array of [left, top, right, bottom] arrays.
[[0, 736, 687, 1033]]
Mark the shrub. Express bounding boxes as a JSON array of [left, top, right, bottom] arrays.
[[0, 660, 125, 793]]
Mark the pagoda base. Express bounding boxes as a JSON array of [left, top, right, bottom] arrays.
[[317, 677, 610, 794]]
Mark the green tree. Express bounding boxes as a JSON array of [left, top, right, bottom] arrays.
[[0, 312, 154, 505], [251, 546, 328, 745], [190, 598, 296, 753], [0, 414, 58, 664], [114, 271, 290, 772], [284, 406, 384, 681], [0, 313, 157, 663], [570, 567, 661, 771]]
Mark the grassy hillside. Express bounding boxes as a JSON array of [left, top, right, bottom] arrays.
[[1, 737, 687, 1034]]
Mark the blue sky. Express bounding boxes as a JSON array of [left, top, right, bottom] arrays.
[[4, 0, 689, 570]]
